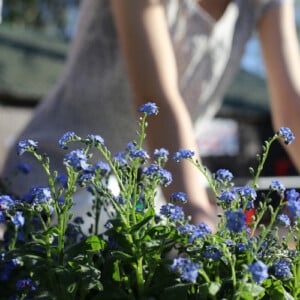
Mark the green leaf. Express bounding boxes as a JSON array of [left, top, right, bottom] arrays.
[[85, 235, 106, 252], [112, 260, 121, 282], [208, 281, 221, 296], [235, 283, 265, 299], [265, 279, 294, 300], [66, 235, 106, 258], [129, 208, 155, 233]]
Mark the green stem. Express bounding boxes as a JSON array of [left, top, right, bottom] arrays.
[[199, 269, 210, 283], [57, 208, 68, 265], [96, 146, 126, 193], [136, 256, 145, 299], [138, 114, 147, 149], [252, 136, 277, 188], [94, 196, 101, 236], [253, 202, 283, 260], [190, 159, 219, 198]]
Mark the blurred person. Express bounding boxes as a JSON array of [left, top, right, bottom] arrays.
[[1, 0, 300, 229]]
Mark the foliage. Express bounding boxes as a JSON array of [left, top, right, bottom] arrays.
[[3, 0, 79, 37], [0, 102, 300, 299]]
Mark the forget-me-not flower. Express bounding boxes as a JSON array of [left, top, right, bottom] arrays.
[[16, 278, 36, 291], [278, 127, 295, 145], [58, 131, 79, 149], [170, 192, 188, 204], [225, 208, 246, 232], [64, 149, 89, 171], [153, 148, 169, 161], [215, 169, 234, 183], [273, 260, 291, 278], [11, 211, 25, 228], [86, 134, 105, 147], [138, 102, 159, 115], [160, 203, 184, 222], [248, 260, 268, 283], [170, 257, 200, 283], [173, 149, 195, 162], [270, 179, 285, 194], [17, 139, 38, 155]]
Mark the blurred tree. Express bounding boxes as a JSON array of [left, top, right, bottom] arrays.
[[3, 0, 79, 38]]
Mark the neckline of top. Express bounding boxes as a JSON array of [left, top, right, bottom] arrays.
[[188, 0, 239, 27]]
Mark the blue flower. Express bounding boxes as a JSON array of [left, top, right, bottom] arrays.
[[236, 186, 257, 201], [32, 187, 52, 204], [203, 245, 223, 261], [113, 151, 128, 165], [11, 211, 25, 228], [278, 127, 295, 145], [92, 161, 111, 176], [77, 172, 95, 185], [246, 200, 255, 210], [173, 149, 195, 162], [273, 260, 291, 278], [159, 169, 173, 186], [286, 197, 300, 219], [225, 239, 235, 247], [270, 180, 285, 194], [178, 222, 211, 242], [153, 148, 169, 161], [286, 188, 299, 202], [0, 211, 5, 224], [64, 149, 89, 171], [126, 141, 137, 152], [170, 192, 188, 204], [160, 203, 184, 222], [170, 257, 200, 283], [144, 163, 160, 176], [17, 139, 38, 156], [58, 131, 79, 149], [16, 163, 31, 174], [225, 209, 246, 232], [248, 261, 268, 283], [177, 224, 196, 236], [277, 214, 291, 227], [215, 169, 233, 183], [237, 243, 246, 252], [56, 173, 68, 189], [219, 190, 237, 204], [0, 195, 15, 211], [129, 149, 149, 161], [138, 102, 158, 115], [86, 134, 105, 147], [190, 222, 211, 242], [16, 278, 36, 291], [144, 164, 172, 186]]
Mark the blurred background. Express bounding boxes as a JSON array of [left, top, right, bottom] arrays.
[[0, 0, 299, 180]]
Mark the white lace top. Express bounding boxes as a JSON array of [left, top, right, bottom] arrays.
[[164, 0, 291, 132]]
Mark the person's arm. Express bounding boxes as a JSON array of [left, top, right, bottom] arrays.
[[110, 0, 217, 228], [258, 1, 300, 171]]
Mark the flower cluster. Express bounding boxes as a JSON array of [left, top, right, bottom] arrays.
[[17, 139, 38, 156], [173, 149, 195, 162], [278, 127, 295, 145], [0, 103, 299, 300], [170, 257, 200, 283]]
